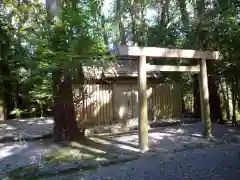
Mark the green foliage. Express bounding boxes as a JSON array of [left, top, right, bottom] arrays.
[[1, 0, 240, 119], [10, 108, 26, 118], [0, 0, 108, 118]]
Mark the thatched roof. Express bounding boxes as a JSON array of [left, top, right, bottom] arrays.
[[82, 60, 162, 79]]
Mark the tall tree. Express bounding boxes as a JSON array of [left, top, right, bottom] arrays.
[[45, 0, 107, 141]]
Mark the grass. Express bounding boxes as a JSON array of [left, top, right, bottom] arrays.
[[43, 148, 97, 163], [8, 154, 139, 180], [8, 165, 89, 180], [42, 145, 122, 164], [8, 165, 39, 180], [8, 140, 139, 180]]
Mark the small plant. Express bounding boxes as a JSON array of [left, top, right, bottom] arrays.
[[10, 108, 26, 118]]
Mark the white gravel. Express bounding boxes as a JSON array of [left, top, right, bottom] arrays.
[[1, 122, 240, 180], [0, 117, 53, 140], [46, 143, 240, 180]]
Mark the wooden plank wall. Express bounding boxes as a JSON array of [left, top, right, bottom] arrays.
[[152, 84, 182, 119], [73, 83, 182, 128], [73, 84, 113, 127]]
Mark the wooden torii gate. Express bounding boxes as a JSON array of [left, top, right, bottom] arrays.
[[115, 45, 220, 152]]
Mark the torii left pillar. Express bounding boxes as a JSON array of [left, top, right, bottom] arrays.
[[138, 55, 149, 152]]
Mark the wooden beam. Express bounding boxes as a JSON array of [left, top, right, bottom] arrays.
[[138, 55, 148, 152], [199, 59, 212, 137], [146, 65, 200, 72], [115, 45, 219, 60]]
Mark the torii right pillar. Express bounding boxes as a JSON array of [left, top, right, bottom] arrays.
[[199, 58, 212, 138]]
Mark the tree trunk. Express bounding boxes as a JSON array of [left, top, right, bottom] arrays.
[[193, 74, 201, 118], [225, 84, 231, 121], [52, 69, 80, 141], [1, 64, 15, 119], [220, 81, 231, 121], [177, 0, 189, 33], [231, 78, 237, 127], [0, 87, 6, 121], [182, 95, 186, 115], [207, 61, 223, 124], [237, 78, 240, 110]]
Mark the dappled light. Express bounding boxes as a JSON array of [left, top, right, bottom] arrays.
[[0, 118, 53, 142], [1, 0, 240, 178], [0, 143, 27, 160], [73, 84, 113, 127], [0, 121, 240, 179], [118, 106, 127, 119], [73, 83, 181, 130]]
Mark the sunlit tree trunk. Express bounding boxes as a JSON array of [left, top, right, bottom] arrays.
[[220, 81, 231, 121], [231, 78, 237, 127], [116, 0, 127, 44]]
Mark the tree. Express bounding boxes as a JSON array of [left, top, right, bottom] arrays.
[[44, 0, 107, 141], [2, 0, 240, 142]]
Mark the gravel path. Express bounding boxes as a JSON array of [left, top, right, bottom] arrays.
[[0, 117, 53, 141], [1, 123, 240, 180], [86, 143, 240, 180], [45, 143, 240, 180], [0, 117, 199, 142]]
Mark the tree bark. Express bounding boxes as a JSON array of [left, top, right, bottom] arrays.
[[220, 81, 231, 121], [1, 63, 14, 119], [225, 84, 231, 121], [193, 74, 201, 118], [231, 78, 237, 127], [0, 87, 6, 121], [52, 69, 80, 141], [207, 61, 223, 124], [177, 0, 201, 119], [177, 0, 189, 33], [182, 95, 186, 114]]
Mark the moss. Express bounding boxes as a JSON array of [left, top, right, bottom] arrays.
[[8, 148, 138, 180], [8, 165, 39, 180], [8, 165, 88, 180], [43, 149, 96, 163]]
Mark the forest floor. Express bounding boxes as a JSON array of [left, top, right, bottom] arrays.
[[44, 142, 240, 180], [0, 122, 240, 179], [0, 117, 200, 142], [0, 117, 53, 142]]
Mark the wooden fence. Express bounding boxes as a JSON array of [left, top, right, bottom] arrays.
[[73, 83, 182, 128]]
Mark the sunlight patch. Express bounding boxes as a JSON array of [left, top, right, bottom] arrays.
[[115, 144, 139, 152], [0, 143, 28, 160]]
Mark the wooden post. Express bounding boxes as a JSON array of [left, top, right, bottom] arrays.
[[199, 59, 212, 137], [138, 55, 148, 152]]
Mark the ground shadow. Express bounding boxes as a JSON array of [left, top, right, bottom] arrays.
[[0, 117, 53, 142], [1, 121, 240, 179]]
